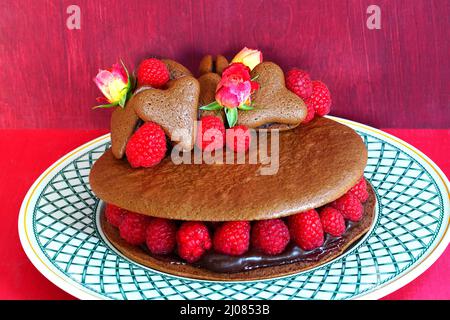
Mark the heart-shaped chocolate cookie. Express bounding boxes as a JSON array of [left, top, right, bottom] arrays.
[[131, 76, 200, 151], [237, 62, 307, 129], [163, 59, 193, 79], [110, 103, 141, 159], [111, 59, 194, 159]]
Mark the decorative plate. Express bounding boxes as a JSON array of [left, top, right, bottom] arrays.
[[18, 117, 450, 300]]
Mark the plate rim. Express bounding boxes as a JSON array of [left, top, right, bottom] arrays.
[[329, 117, 450, 300], [18, 133, 110, 300], [17, 118, 450, 300]]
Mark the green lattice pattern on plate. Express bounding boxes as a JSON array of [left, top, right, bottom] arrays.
[[32, 132, 444, 300]]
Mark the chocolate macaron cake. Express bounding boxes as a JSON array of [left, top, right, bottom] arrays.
[[90, 48, 375, 281]]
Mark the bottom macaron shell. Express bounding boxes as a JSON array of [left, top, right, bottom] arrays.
[[100, 183, 376, 281]]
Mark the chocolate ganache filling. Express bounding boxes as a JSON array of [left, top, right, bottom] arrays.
[[187, 186, 375, 273], [193, 222, 356, 273], [139, 192, 374, 274], [102, 184, 376, 279], [146, 220, 359, 273], [102, 182, 375, 275]]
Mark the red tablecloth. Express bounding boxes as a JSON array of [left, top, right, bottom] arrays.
[[1, 129, 449, 300]]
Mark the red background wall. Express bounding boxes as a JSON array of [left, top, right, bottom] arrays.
[[0, 0, 448, 129]]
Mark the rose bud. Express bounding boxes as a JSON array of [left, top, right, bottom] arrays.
[[231, 47, 263, 70], [93, 61, 131, 108], [215, 63, 259, 109]]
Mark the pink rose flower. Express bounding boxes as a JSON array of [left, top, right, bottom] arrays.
[[215, 63, 259, 109], [93, 61, 131, 108]]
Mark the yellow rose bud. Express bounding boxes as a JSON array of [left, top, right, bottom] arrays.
[[231, 47, 263, 70]]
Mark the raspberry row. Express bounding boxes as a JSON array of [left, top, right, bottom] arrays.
[[105, 177, 369, 264]]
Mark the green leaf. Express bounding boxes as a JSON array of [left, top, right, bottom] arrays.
[[118, 92, 127, 108], [238, 104, 254, 111], [251, 75, 259, 81], [126, 90, 133, 101], [200, 101, 222, 111], [92, 103, 118, 109], [225, 107, 238, 127]]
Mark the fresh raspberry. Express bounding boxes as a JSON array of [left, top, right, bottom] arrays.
[[105, 204, 128, 227], [213, 221, 250, 256], [320, 206, 346, 237], [196, 116, 225, 151], [302, 100, 316, 124], [119, 212, 150, 245], [176, 222, 212, 262], [305, 80, 331, 116], [332, 193, 363, 222], [125, 122, 167, 168], [137, 58, 170, 88], [285, 69, 313, 100], [251, 219, 290, 255], [145, 218, 177, 255], [348, 177, 369, 203], [226, 125, 251, 153], [288, 209, 324, 250]]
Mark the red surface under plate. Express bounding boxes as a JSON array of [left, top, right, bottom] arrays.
[[1, 128, 449, 299]]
